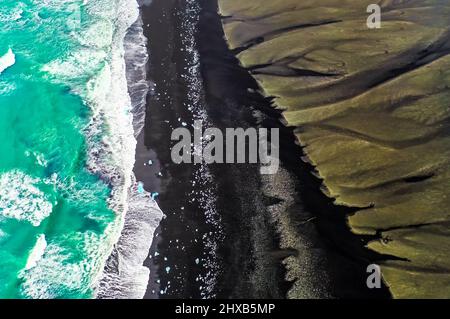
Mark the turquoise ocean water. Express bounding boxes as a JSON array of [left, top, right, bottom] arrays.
[[0, 0, 156, 298]]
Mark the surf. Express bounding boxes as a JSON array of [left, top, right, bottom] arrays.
[[0, 0, 162, 299], [0, 48, 15, 74]]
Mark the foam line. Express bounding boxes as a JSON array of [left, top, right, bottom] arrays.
[[0, 48, 15, 74]]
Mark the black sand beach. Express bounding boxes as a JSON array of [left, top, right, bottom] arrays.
[[134, 0, 391, 299]]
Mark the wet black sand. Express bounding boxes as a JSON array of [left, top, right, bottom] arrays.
[[135, 0, 391, 299]]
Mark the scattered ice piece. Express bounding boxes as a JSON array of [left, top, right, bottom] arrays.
[[160, 290, 165, 295], [181, 122, 187, 127], [164, 257, 168, 261], [148, 160, 153, 165], [195, 258, 200, 265], [165, 266, 171, 274], [156, 279, 160, 284], [154, 251, 160, 257], [137, 182, 145, 194], [157, 172, 163, 177]]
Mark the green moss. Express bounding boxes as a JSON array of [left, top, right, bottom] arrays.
[[219, 0, 450, 298]]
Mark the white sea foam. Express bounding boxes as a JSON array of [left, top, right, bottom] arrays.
[[96, 8, 162, 299], [97, 180, 162, 298], [25, 235, 47, 270], [0, 4, 23, 23], [0, 48, 15, 75], [0, 80, 16, 95], [123, 14, 150, 136], [75, 20, 114, 49], [0, 171, 52, 227], [0, 229, 8, 240], [20, 231, 105, 298], [25, 151, 48, 167], [42, 49, 107, 84], [32, 0, 163, 299]]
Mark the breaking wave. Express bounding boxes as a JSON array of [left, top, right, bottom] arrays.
[[0, 48, 15, 74], [0, 0, 162, 298], [96, 11, 163, 299]]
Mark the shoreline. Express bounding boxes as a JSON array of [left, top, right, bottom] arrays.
[[139, 0, 225, 298], [199, 0, 389, 299], [216, 0, 450, 298], [97, 1, 163, 299], [215, 1, 392, 298], [134, 0, 390, 299], [138, 0, 286, 298]]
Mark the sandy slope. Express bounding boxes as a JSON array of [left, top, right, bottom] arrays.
[[218, 0, 450, 298]]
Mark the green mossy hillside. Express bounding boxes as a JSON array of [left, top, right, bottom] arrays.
[[218, 0, 450, 298]]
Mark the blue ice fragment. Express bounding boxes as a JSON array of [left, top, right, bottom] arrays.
[[137, 182, 145, 194], [151, 192, 159, 200]]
